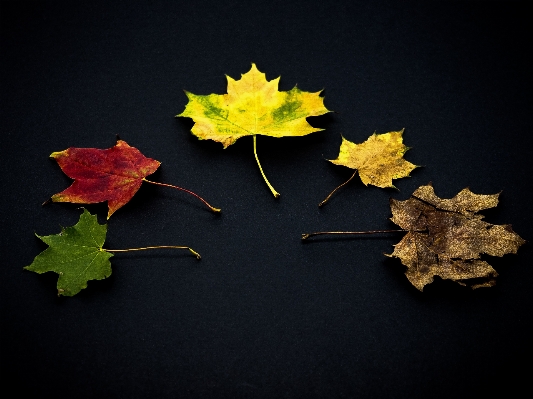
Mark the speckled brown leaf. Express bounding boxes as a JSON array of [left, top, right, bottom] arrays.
[[387, 183, 525, 290]]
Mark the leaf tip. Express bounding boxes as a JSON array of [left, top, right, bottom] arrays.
[[181, 90, 192, 100]]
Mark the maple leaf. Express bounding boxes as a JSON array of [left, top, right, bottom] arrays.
[[47, 139, 220, 218], [302, 183, 525, 291], [387, 183, 525, 290], [319, 129, 417, 206], [24, 209, 200, 297], [177, 63, 330, 197], [25, 208, 113, 296]]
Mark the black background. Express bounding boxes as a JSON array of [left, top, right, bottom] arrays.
[[1, 1, 532, 397]]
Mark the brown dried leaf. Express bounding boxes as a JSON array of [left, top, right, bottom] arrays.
[[387, 183, 525, 290]]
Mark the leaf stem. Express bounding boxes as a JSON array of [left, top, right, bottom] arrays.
[[301, 230, 406, 240], [319, 170, 358, 207], [253, 135, 280, 198], [104, 245, 201, 260], [143, 178, 221, 213]]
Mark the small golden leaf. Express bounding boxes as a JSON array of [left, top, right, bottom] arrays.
[[319, 129, 417, 206], [330, 129, 417, 188]]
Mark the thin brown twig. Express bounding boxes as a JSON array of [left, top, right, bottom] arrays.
[[301, 230, 406, 240], [319, 170, 358, 207], [143, 178, 221, 213], [104, 245, 201, 259]]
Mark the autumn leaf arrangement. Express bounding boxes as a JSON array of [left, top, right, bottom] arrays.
[[26, 63, 525, 296]]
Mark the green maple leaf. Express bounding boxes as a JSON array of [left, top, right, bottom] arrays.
[[24, 209, 113, 296], [24, 208, 201, 296], [25, 209, 201, 297]]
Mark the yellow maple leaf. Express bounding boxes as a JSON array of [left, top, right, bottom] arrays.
[[319, 129, 418, 206], [177, 63, 330, 197]]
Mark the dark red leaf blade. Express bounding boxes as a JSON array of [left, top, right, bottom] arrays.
[[50, 140, 160, 218]]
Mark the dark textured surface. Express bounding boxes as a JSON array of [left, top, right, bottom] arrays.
[[1, 1, 532, 397]]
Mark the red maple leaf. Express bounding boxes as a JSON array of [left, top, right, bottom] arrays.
[[48, 140, 220, 218]]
